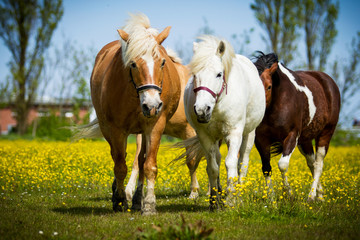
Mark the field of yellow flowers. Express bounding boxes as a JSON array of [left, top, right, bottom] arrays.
[[0, 139, 359, 239]]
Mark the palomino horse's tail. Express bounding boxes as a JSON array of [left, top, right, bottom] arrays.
[[172, 136, 205, 166], [71, 118, 103, 141]]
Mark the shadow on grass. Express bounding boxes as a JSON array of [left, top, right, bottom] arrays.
[[52, 206, 113, 216], [88, 196, 111, 202], [157, 203, 209, 213]]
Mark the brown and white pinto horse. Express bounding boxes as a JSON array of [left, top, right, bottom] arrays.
[[90, 13, 185, 215], [254, 52, 340, 201]]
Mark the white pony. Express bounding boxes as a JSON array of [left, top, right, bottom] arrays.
[[183, 36, 265, 208]]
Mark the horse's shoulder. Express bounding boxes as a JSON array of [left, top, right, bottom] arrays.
[[94, 41, 121, 65]]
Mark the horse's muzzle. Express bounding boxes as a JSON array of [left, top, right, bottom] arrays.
[[142, 101, 163, 118], [194, 105, 211, 123]]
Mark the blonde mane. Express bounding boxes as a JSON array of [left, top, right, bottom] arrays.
[[120, 13, 161, 66], [189, 35, 235, 82], [165, 47, 182, 64]]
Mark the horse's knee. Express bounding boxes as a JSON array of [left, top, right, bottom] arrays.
[[278, 155, 290, 172], [144, 161, 157, 179]]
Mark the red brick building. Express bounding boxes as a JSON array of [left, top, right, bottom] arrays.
[[0, 101, 91, 135]]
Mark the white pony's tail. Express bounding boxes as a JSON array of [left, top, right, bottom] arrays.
[[71, 118, 103, 142], [172, 136, 205, 166]]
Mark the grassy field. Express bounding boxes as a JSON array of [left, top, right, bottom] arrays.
[[0, 139, 359, 239]]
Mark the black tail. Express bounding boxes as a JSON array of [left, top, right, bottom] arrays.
[[270, 142, 283, 157]]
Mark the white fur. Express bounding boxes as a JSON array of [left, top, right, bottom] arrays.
[[278, 63, 316, 125], [308, 146, 326, 201], [184, 36, 266, 200], [142, 53, 155, 80]]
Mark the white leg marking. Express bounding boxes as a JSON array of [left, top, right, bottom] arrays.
[[278, 63, 316, 125], [125, 168, 138, 201], [308, 146, 326, 201], [278, 146, 296, 195]]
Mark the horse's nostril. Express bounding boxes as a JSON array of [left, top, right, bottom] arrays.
[[206, 106, 211, 113], [157, 102, 163, 110], [142, 104, 149, 112]]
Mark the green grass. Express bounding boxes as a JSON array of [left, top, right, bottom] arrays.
[[1, 190, 359, 239], [1, 140, 359, 239]]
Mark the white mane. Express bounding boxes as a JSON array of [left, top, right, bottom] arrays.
[[120, 13, 160, 66], [189, 35, 235, 81]]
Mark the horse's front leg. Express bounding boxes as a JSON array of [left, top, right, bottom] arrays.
[[278, 131, 299, 197], [141, 117, 166, 215], [109, 132, 128, 212], [255, 133, 274, 199], [125, 134, 142, 202]]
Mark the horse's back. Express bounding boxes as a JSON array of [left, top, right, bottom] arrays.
[[164, 63, 195, 139], [234, 54, 266, 133], [297, 71, 340, 124]]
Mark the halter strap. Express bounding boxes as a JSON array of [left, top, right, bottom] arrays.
[[136, 84, 162, 93], [193, 73, 227, 103], [129, 68, 163, 96]]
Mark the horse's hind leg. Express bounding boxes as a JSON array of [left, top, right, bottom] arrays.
[[298, 141, 324, 201], [238, 130, 256, 185], [187, 156, 200, 199], [109, 133, 128, 212], [125, 134, 142, 201], [307, 128, 335, 201]]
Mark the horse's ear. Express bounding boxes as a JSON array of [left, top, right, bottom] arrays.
[[156, 26, 171, 45], [117, 29, 129, 42], [193, 42, 199, 53], [269, 62, 278, 75], [217, 41, 225, 57]]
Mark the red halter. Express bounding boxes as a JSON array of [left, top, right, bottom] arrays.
[[193, 73, 227, 103]]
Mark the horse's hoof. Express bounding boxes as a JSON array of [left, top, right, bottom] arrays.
[[188, 191, 199, 200], [112, 194, 128, 212], [131, 203, 142, 211], [113, 201, 128, 212], [125, 189, 134, 202], [141, 209, 157, 216], [307, 196, 315, 202]]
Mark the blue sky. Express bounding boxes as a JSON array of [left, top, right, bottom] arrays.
[[0, 0, 359, 121], [1, 0, 359, 76]]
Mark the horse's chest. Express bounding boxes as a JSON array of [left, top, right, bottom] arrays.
[[205, 120, 230, 139]]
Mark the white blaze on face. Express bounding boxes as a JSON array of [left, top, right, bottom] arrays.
[[138, 53, 162, 114], [278, 63, 316, 125], [142, 53, 154, 80]]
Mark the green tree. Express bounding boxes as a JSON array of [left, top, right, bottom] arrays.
[[303, 0, 339, 70], [0, 0, 63, 134], [332, 32, 360, 124], [250, 0, 302, 65]]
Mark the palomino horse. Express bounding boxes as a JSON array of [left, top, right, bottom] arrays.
[[125, 67, 200, 200], [253, 52, 340, 201], [88, 13, 186, 215], [180, 36, 265, 209]]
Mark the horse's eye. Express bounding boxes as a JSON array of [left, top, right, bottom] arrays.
[[267, 85, 272, 91], [161, 59, 166, 68], [216, 72, 222, 78], [130, 62, 137, 68]]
